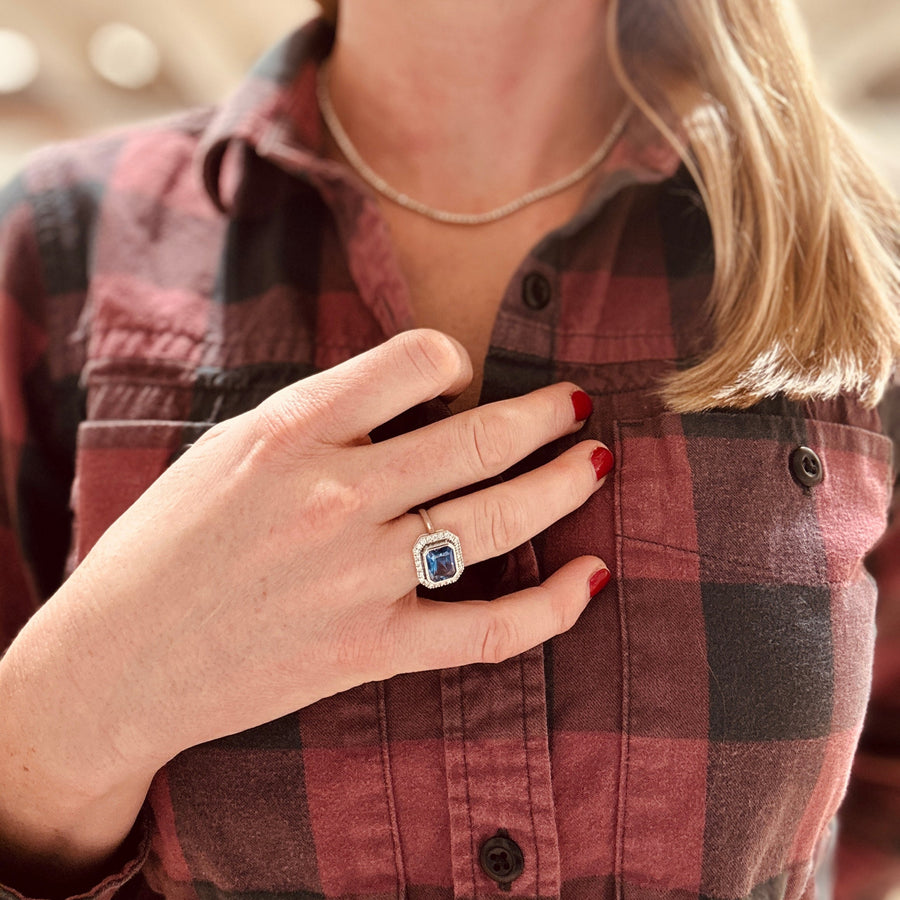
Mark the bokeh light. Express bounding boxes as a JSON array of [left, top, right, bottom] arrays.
[[0, 29, 40, 94], [88, 22, 161, 90]]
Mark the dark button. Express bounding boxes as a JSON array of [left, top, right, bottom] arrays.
[[479, 830, 525, 889], [521, 272, 552, 310], [790, 446, 824, 487]]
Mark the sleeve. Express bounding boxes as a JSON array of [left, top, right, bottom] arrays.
[[0, 164, 152, 900], [0, 165, 85, 640], [835, 376, 900, 900], [0, 172, 52, 643]]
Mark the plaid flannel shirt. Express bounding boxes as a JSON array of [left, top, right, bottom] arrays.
[[1, 18, 899, 900]]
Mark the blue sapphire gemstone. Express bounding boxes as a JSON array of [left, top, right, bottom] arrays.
[[425, 544, 458, 583]]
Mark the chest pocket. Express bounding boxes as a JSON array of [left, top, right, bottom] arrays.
[[70, 419, 214, 567], [70, 357, 319, 567], [612, 411, 892, 898]]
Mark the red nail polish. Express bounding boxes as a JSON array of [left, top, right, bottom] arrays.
[[589, 567, 611, 596], [591, 446, 614, 481], [571, 390, 593, 422]]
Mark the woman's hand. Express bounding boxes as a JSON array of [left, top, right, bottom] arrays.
[[0, 330, 612, 882]]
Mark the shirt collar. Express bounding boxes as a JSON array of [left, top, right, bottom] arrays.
[[197, 15, 680, 217], [198, 16, 335, 213]]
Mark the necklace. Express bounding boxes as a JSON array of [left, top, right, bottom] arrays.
[[316, 65, 632, 226]]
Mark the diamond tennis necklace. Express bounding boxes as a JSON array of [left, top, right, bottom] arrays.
[[316, 65, 632, 226]]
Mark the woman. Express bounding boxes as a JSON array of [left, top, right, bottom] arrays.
[[0, 1, 898, 898]]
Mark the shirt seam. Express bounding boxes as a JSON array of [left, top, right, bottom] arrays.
[[618, 533, 845, 582], [87, 328, 373, 355], [519, 652, 542, 896], [613, 420, 631, 900], [459, 666, 480, 899], [498, 317, 675, 339], [375, 681, 407, 898]]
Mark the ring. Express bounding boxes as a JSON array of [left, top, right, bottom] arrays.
[[413, 508, 465, 589]]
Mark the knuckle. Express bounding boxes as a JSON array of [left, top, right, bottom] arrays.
[[253, 393, 318, 454], [464, 410, 516, 474], [249, 380, 338, 460], [393, 329, 462, 391], [473, 490, 526, 556], [254, 399, 298, 447], [478, 615, 521, 665]]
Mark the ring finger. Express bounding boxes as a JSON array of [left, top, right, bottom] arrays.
[[381, 439, 613, 592]]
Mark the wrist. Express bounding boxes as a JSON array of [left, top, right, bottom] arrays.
[[0, 601, 158, 878], [0, 788, 149, 900], [0, 722, 151, 897], [5, 566, 173, 778]]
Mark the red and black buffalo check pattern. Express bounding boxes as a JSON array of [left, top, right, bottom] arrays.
[[1, 17, 898, 900]]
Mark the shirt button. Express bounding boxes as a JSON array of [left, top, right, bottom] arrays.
[[479, 830, 525, 888], [790, 446, 824, 487], [521, 272, 552, 310]]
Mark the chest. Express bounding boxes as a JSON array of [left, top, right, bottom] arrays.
[[395, 243, 510, 410], [397, 241, 509, 349], [380, 200, 583, 410]]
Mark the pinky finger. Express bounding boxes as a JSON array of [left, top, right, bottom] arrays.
[[392, 556, 611, 674]]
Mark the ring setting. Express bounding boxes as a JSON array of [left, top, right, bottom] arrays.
[[413, 508, 464, 589]]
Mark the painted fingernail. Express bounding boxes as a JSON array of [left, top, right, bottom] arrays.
[[571, 390, 593, 422], [589, 567, 611, 596], [591, 446, 614, 481]]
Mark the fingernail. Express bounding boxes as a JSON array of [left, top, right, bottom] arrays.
[[571, 390, 593, 422], [591, 446, 614, 481], [589, 567, 611, 596]]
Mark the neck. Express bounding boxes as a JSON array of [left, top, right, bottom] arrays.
[[323, 0, 624, 214]]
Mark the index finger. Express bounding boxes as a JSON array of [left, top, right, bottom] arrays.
[[262, 330, 472, 445]]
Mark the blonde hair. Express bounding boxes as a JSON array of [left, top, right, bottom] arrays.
[[316, 1, 900, 411], [609, 0, 900, 410]]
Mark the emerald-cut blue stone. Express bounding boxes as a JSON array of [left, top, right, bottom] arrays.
[[425, 544, 458, 583]]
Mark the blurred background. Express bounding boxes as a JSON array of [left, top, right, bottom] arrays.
[[0, 0, 898, 189]]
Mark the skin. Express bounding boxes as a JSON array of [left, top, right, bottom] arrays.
[[327, 0, 624, 408], [0, 1, 626, 893]]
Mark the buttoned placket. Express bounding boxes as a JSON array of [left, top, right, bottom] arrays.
[[440, 547, 563, 898], [333, 182, 566, 898], [256, 124, 593, 898]]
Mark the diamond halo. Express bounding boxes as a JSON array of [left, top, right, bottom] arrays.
[[413, 528, 465, 590]]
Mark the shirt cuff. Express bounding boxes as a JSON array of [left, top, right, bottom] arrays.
[[0, 810, 151, 900]]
